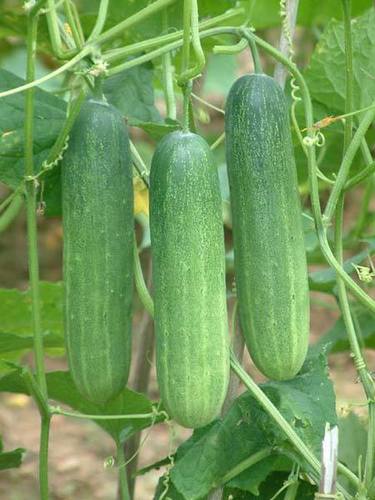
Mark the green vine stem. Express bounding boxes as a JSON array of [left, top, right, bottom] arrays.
[[229, 353, 356, 498], [213, 37, 248, 55], [63, 0, 84, 49], [93, 0, 176, 46], [218, 447, 273, 486], [352, 139, 375, 238], [243, 31, 262, 73], [103, 7, 244, 64], [87, 0, 109, 41], [344, 161, 375, 191], [323, 103, 375, 222], [130, 140, 150, 188], [45, 0, 76, 59], [337, 3, 375, 488], [0, 193, 23, 233], [117, 442, 131, 500], [178, 0, 205, 84], [50, 406, 156, 420], [162, 9, 177, 120], [134, 240, 154, 317], [24, 9, 50, 500]]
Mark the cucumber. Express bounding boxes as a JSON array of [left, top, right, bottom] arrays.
[[225, 74, 309, 380], [150, 131, 229, 428], [62, 98, 134, 404]]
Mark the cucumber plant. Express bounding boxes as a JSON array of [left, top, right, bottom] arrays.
[[0, 1, 375, 499]]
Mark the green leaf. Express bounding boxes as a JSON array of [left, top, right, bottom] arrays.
[[247, 0, 372, 29], [305, 8, 375, 114], [309, 238, 375, 293], [0, 331, 63, 355], [314, 307, 375, 353], [159, 352, 335, 500], [130, 118, 181, 140], [0, 69, 66, 189], [0, 369, 160, 442], [0, 282, 63, 337], [0, 282, 64, 365], [338, 413, 367, 474], [0, 436, 25, 471], [224, 474, 316, 499], [103, 63, 161, 123]]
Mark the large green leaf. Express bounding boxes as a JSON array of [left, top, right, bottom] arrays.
[[145, 351, 336, 500], [305, 8, 375, 114], [0, 282, 63, 337], [0, 369, 161, 442], [313, 306, 375, 353], [0, 282, 64, 366], [0, 69, 66, 189], [104, 63, 161, 123]]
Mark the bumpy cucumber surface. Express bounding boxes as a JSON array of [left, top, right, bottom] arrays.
[[150, 131, 229, 428], [62, 98, 134, 404], [225, 73, 309, 380]]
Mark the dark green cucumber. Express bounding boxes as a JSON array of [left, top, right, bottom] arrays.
[[62, 98, 134, 404], [150, 131, 229, 428], [225, 74, 309, 380]]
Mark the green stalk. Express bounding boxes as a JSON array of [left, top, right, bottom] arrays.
[[344, 162, 375, 190], [162, 9, 177, 120], [338, 2, 375, 488], [39, 417, 51, 500], [0, 193, 23, 233], [243, 32, 262, 73], [103, 7, 244, 64], [63, 0, 83, 49], [94, 0, 176, 46], [117, 442, 131, 500], [130, 140, 150, 188], [50, 407, 156, 420], [25, 11, 49, 500], [25, 11, 47, 401], [218, 448, 272, 485], [323, 103, 375, 222], [134, 240, 154, 317], [88, 0, 109, 41]]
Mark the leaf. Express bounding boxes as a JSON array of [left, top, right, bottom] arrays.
[[224, 474, 316, 499], [0, 331, 64, 355], [158, 352, 336, 500], [0, 369, 160, 442], [313, 306, 375, 353], [103, 63, 161, 123], [227, 455, 290, 495], [305, 8, 375, 114], [0, 282, 63, 337], [309, 238, 375, 293], [338, 413, 367, 474], [247, 0, 372, 29], [130, 118, 181, 140], [0, 436, 25, 471], [0, 69, 66, 189]]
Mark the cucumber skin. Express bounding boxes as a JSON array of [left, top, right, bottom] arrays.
[[225, 74, 309, 381], [62, 99, 134, 405], [150, 131, 229, 429]]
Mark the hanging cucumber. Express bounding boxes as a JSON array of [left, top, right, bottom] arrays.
[[150, 131, 229, 428], [225, 73, 309, 380], [62, 97, 134, 404]]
